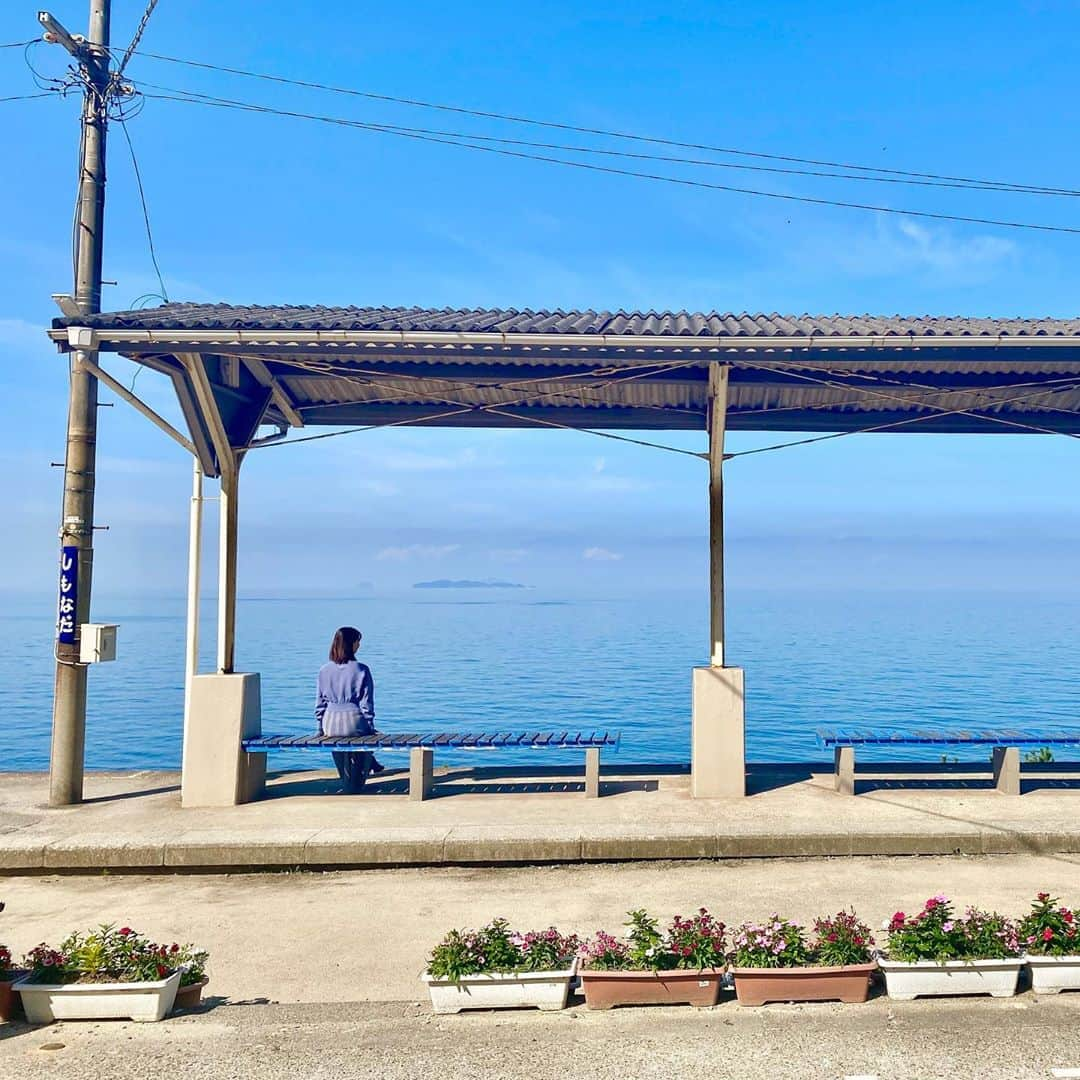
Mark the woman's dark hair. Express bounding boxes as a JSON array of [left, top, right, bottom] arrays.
[[329, 626, 362, 664]]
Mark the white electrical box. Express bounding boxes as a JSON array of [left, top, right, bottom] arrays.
[[79, 623, 118, 664]]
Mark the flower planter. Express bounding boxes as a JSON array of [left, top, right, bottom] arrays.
[[0, 973, 27, 1021], [1026, 955, 1080, 995], [15, 970, 181, 1024], [879, 958, 1022, 1000], [172, 977, 210, 1011], [579, 968, 724, 1009], [422, 964, 576, 1014], [731, 962, 877, 1006]]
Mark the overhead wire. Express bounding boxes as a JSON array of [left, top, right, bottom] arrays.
[[138, 87, 1080, 237], [116, 0, 160, 77], [121, 82, 1071, 198], [126, 48, 1080, 198], [116, 115, 169, 302]]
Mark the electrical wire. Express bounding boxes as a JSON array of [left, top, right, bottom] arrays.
[[117, 0, 160, 77], [0, 92, 55, 102], [139, 88, 1080, 237], [0, 39, 39, 48], [120, 81, 1072, 198], [117, 116, 169, 302], [126, 48, 1080, 198]]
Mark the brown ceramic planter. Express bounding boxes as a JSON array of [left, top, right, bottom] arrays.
[[732, 962, 877, 1006], [0, 974, 25, 1021], [171, 977, 209, 1011], [579, 968, 724, 1009]]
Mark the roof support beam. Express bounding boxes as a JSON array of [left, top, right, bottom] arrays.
[[243, 357, 305, 428], [80, 355, 195, 455], [179, 351, 241, 674]]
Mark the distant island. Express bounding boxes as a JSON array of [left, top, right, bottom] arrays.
[[413, 579, 527, 590]]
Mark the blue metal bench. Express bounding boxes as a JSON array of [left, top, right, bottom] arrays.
[[242, 730, 622, 800], [818, 729, 1080, 795]]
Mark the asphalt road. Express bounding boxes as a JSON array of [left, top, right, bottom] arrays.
[[1, 996, 1079, 1080]]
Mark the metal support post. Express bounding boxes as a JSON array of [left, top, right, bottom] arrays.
[[46, 0, 111, 806], [708, 362, 729, 668], [217, 459, 239, 674], [181, 458, 204, 779]]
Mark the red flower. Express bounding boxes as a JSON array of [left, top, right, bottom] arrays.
[[1064, 911, 1074, 925], [924, 898, 939, 911], [1037, 892, 1051, 903], [1043, 927, 1055, 942], [118, 927, 133, 937]]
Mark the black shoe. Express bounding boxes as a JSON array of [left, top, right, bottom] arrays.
[[370, 758, 386, 774]]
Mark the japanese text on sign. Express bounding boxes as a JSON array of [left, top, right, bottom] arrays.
[[57, 545, 78, 644]]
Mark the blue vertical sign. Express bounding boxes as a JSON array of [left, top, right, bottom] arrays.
[[57, 545, 78, 645]]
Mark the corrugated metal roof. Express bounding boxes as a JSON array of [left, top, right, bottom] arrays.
[[56, 303, 1080, 339]]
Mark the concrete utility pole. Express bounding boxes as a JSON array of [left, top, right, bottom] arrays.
[[40, 1, 112, 806]]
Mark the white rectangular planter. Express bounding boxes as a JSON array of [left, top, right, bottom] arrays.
[[879, 957, 1022, 1000], [422, 963, 577, 1013], [1026, 954, 1080, 995], [15, 970, 181, 1023]]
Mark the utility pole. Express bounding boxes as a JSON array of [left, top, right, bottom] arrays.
[[40, 1, 111, 806]]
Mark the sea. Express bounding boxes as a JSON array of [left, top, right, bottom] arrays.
[[1, 588, 1077, 772]]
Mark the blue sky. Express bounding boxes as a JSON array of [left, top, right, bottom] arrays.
[[2, 0, 1079, 600]]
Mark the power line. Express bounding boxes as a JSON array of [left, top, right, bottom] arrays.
[[141, 88, 1080, 236], [116, 117, 169, 302], [0, 39, 39, 48], [0, 91, 56, 102], [128, 81, 1074, 198], [126, 48, 1080, 198], [117, 0, 161, 77]]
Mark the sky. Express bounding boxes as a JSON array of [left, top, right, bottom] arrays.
[[2, 0, 1080, 602]]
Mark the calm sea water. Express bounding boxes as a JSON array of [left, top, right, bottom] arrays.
[[1, 589, 1077, 771]]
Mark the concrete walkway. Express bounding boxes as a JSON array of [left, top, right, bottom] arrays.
[[2, 765, 1080, 872], [2, 856, 1080, 1079]]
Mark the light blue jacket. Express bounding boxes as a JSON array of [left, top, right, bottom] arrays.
[[315, 660, 375, 736]]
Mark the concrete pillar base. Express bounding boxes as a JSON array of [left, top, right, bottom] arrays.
[[993, 745, 1020, 795], [691, 666, 746, 798], [181, 673, 265, 808]]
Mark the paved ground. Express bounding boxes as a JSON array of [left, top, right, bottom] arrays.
[[3, 765, 1080, 871], [3, 997, 1080, 1080], [2, 855, 1080, 1078]]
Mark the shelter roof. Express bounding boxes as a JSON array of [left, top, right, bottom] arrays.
[[53, 303, 1080, 339], [47, 303, 1080, 477]]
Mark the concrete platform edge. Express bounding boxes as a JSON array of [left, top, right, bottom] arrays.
[[3, 828, 1080, 873]]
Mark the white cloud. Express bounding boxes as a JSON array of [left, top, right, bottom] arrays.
[[583, 546, 623, 562], [376, 543, 460, 561], [771, 215, 1017, 286], [593, 457, 606, 473]]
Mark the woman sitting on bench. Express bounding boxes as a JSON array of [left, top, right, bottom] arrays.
[[315, 625, 382, 793]]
